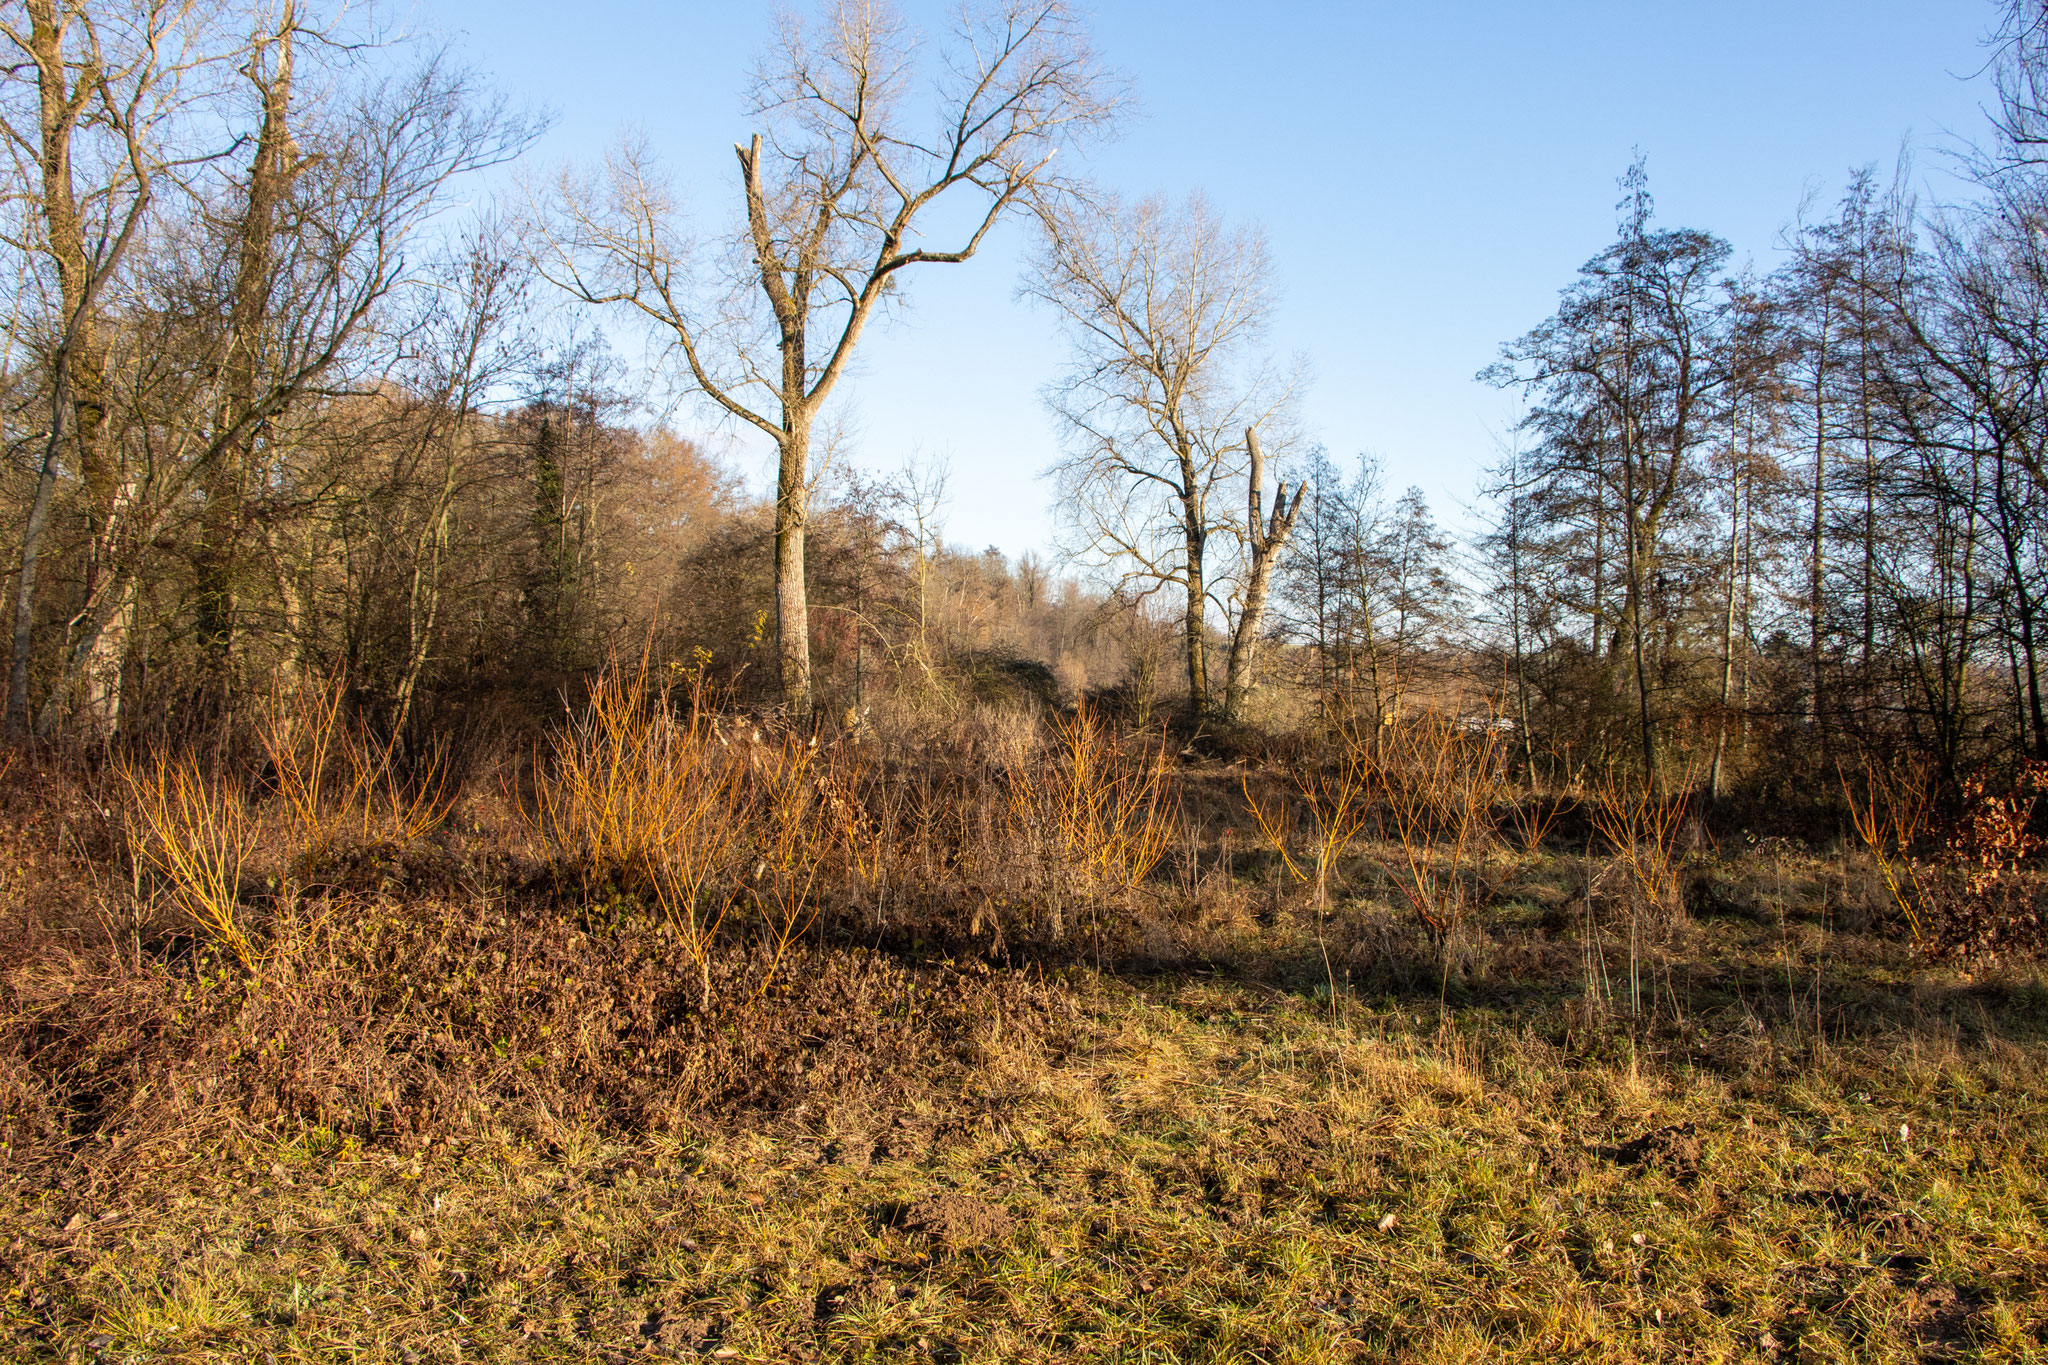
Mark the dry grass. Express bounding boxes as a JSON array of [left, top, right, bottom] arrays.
[[4, 701, 2048, 1361], [5, 929, 2047, 1363]]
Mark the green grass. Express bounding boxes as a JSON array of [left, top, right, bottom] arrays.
[[7, 924, 2048, 1364]]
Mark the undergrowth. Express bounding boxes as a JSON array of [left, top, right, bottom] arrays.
[[2, 674, 2047, 1361]]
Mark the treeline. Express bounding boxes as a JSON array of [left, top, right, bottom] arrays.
[[1256, 5, 2048, 808], [0, 0, 1156, 749], [7, 0, 2048, 814], [1464, 98, 2048, 797]]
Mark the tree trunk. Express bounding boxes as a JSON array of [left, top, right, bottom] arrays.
[[6, 369, 67, 739], [1711, 443, 1742, 801], [775, 424, 813, 713], [1809, 374, 1828, 746], [1181, 515, 1208, 715], [1621, 419, 1658, 787], [1223, 429, 1303, 721], [7, 0, 97, 739], [197, 8, 299, 708], [392, 440, 459, 742], [77, 478, 137, 734]]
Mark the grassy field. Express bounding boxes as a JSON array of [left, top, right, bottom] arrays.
[[5, 693, 2047, 1362], [6, 873, 2048, 1364]]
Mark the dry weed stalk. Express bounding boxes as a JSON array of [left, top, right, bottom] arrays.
[[808, 733, 887, 892], [1006, 704, 1177, 942], [121, 756, 259, 972], [1838, 752, 1936, 945], [1367, 715, 1508, 939], [259, 679, 448, 863]]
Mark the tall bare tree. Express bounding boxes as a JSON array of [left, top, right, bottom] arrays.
[[529, 0, 1118, 712], [1485, 161, 1734, 783], [1029, 189, 1300, 718], [0, 0, 211, 737], [1, 2, 539, 737]]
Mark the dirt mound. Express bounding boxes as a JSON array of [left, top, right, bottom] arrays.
[[1609, 1121, 1702, 1180], [1258, 1107, 1331, 1180], [899, 1192, 1014, 1247]]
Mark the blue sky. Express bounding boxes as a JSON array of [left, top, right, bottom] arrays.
[[415, 0, 1997, 557]]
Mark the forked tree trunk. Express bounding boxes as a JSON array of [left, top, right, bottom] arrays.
[[1223, 428, 1304, 721], [197, 7, 299, 707]]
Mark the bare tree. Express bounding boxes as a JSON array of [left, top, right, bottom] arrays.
[[1028, 189, 1301, 719], [1220, 426, 1302, 719], [1484, 161, 1734, 784], [1985, 0, 2048, 173], [384, 226, 533, 740], [528, 0, 1119, 713], [1, 2, 539, 736], [0, 0, 215, 738]]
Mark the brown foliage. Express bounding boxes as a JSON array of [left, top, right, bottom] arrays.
[[0, 903, 1072, 1181], [1926, 760, 2048, 961], [1841, 752, 2048, 961]]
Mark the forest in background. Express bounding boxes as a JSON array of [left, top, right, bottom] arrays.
[[0, 0, 2044, 828]]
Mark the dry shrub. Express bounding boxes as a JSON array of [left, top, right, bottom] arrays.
[[1576, 769, 1698, 1018], [0, 903, 1075, 1177], [524, 662, 727, 877], [119, 755, 260, 972], [0, 760, 122, 949], [1001, 703, 1178, 945], [526, 664, 747, 1003], [1248, 713, 1507, 941], [1841, 753, 2048, 961], [1244, 717, 1373, 911], [1505, 780, 1577, 854], [524, 662, 880, 1000], [115, 680, 452, 975], [258, 680, 450, 867], [1840, 751, 1938, 945], [1368, 715, 1509, 938], [519, 680, 1184, 964], [1587, 767, 1694, 925], [1933, 761, 2048, 960], [727, 726, 844, 992]]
